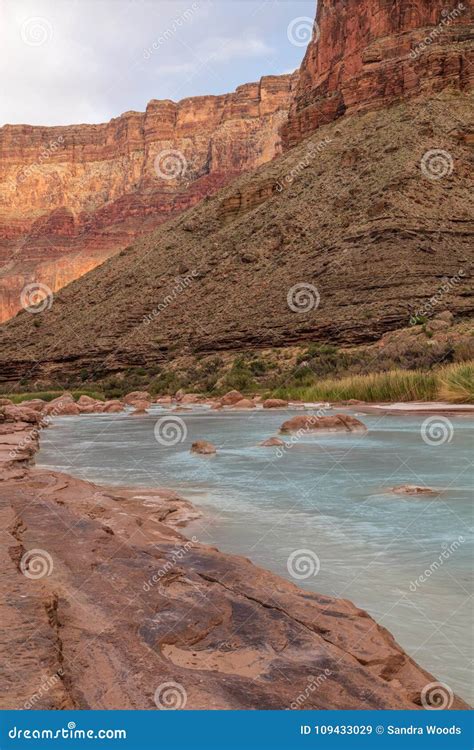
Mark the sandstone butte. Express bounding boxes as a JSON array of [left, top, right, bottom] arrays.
[[0, 405, 470, 709], [0, 74, 296, 322]]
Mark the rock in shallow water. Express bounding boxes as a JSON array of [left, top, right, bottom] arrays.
[[191, 440, 217, 455], [260, 437, 285, 447], [280, 414, 367, 433], [390, 485, 438, 496]]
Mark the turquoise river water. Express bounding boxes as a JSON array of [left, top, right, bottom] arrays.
[[37, 405, 473, 702]]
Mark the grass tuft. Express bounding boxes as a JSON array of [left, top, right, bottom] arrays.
[[272, 362, 473, 404]]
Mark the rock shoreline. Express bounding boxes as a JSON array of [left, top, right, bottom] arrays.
[[0, 405, 470, 710]]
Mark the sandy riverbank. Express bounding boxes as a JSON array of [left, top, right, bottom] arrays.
[[0, 404, 470, 710]]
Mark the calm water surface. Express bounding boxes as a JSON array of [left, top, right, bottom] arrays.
[[37, 405, 473, 702]]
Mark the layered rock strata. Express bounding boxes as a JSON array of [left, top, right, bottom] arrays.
[[0, 75, 295, 322]]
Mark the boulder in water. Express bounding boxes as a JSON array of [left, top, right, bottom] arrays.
[[191, 440, 217, 455], [280, 414, 367, 433]]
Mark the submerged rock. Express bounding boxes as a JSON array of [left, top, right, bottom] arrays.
[[102, 400, 123, 413], [280, 414, 367, 433], [231, 399, 255, 409], [130, 400, 150, 415], [390, 485, 438, 496], [260, 437, 285, 447], [191, 440, 217, 455], [123, 391, 151, 405], [263, 398, 289, 409]]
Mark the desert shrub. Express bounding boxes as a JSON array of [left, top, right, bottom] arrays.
[[437, 362, 474, 403]]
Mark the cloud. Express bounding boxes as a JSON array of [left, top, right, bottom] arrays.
[[0, 0, 315, 126], [198, 35, 274, 63]]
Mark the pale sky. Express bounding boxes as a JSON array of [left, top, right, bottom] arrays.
[[1, 0, 316, 127]]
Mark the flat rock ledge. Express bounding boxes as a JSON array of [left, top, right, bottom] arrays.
[[0, 408, 468, 710]]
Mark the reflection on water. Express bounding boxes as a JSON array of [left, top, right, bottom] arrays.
[[37, 405, 473, 702]]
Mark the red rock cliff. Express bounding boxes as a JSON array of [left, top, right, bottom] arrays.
[[0, 75, 295, 322], [282, 0, 473, 147]]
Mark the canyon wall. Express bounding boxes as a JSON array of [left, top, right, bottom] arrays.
[[282, 0, 473, 147], [0, 74, 295, 322]]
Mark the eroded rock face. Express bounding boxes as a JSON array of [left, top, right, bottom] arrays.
[[0, 405, 43, 481], [280, 414, 367, 433], [0, 75, 296, 323], [282, 0, 473, 148]]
